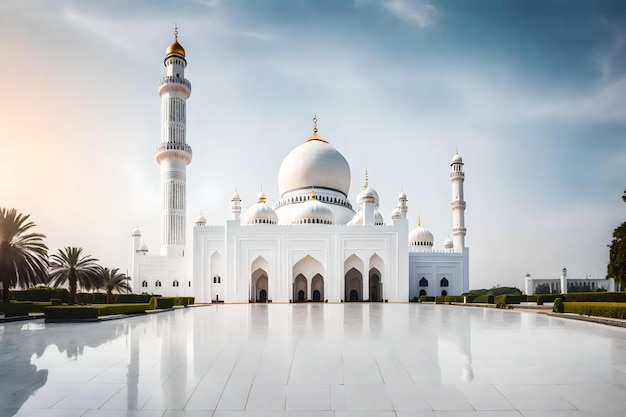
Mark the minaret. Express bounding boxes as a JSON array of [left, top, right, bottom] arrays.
[[156, 26, 192, 257], [397, 190, 408, 220], [450, 151, 466, 251], [231, 191, 242, 221]]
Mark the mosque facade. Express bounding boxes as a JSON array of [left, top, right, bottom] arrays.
[[131, 33, 470, 303]]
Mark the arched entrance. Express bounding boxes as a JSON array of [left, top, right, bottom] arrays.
[[441, 289, 448, 296], [369, 268, 382, 302], [293, 274, 307, 302], [345, 267, 363, 302], [252, 270, 268, 303], [311, 273, 324, 302], [419, 289, 427, 296]]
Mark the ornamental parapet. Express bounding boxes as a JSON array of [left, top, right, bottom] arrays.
[[450, 172, 465, 179], [155, 142, 193, 164], [158, 76, 191, 97], [451, 200, 467, 209]]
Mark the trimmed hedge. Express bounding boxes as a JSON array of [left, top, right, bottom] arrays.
[[562, 302, 626, 319], [45, 306, 98, 320], [553, 298, 564, 313], [116, 294, 153, 304], [12, 287, 69, 303], [562, 292, 626, 303], [537, 294, 561, 305], [471, 295, 494, 304], [1, 301, 52, 316], [44, 303, 151, 320], [77, 292, 107, 304], [150, 297, 175, 309], [419, 295, 435, 302], [444, 295, 465, 303], [527, 295, 538, 303], [434, 296, 445, 304], [494, 294, 527, 306]]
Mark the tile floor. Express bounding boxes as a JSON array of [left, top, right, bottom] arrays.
[[1, 303, 626, 417]]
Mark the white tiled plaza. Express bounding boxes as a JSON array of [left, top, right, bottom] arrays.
[[2, 304, 626, 417]]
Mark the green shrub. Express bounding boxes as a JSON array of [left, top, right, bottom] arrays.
[[562, 302, 626, 318], [76, 292, 107, 304], [50, 298, 62, 306], [12, 287, 69, 302], [494, 294, 527, 307], [116, 294, 153, 304], [2, 302, 32, 317], [179, 296, 195, 306], [562, 292, 626, 303], [149, 297, 175, 309], [536, 294, 561, 305], [419, 295, 435, 302], [527, 295, 538, 303], [44, 306, 99, 320], [472, 295, 495, 303], [444, 295, 465, 303], [434, 296, 445, 304], [97, 304, 150, 316], [553, 298, 564, 313]]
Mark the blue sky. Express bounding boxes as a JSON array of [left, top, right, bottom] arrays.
[[1, 0, 624, 290]]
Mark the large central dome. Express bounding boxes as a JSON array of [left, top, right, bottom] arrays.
[[277, 128, 351, 197]]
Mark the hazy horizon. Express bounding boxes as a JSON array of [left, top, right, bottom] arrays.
[[1, 0, 625, 291]]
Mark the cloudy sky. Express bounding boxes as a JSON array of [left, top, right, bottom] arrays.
[[1, 0, 624, 290]]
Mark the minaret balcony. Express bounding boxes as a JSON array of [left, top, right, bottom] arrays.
[[450, 171, 465, 179], [158, 76, 191, 97], [156, 142, 193, 164], [451, 201, 466, 209], [452, 227, 467, 234]]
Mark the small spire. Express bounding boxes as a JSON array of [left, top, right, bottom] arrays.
[[363, 169, 369, 189], [306, 115, 328, 143], [313, 114, 318, 134], [311, 187, 316, 200], [257, 187, 266, 203], [174, 23, 179, 40], [418, 215, 421, 227]]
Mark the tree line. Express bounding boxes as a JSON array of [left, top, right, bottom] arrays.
[[0, 208, 131, 305]]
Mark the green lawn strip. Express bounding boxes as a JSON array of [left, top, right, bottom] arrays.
[[563, 302, 626, 319]]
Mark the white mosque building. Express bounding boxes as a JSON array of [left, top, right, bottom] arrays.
[[131, 32, 470, 303]]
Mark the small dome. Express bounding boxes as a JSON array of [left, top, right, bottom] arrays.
[[398, 190, 407, 200], [243, 191, 278, 225], [132, 227, 141, 237], [139, 241, 149, 252], [195, 213, 206, 226], [444, 237, 453, 249], [348, 209, 383, 225], [166, 37, 185, 58], [231, 191, 241, 201], [374, 211, 384, 225], [452, 152, 463, 164], [391, 207, 402, 220], [292, 194, 334, 225], [357, 186, 380, 210], [410, 219, 434, 247]]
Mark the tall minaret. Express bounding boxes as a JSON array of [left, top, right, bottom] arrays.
[[450, 151, 466, 252], [156, 26, 192, 257]]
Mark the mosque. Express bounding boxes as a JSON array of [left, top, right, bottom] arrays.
[[131, 32, 470, 303]]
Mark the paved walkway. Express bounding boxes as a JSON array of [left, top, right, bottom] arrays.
[[1, 303, 626, 417]]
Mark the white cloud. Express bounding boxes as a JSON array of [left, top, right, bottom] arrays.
[[379, 0, 437, 28]]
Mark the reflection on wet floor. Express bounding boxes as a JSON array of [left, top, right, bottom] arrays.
[[1, 303, 626, 416]]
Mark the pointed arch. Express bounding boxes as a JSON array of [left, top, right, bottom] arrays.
[[311, 273, 324, 301], [369, 267, 382, 302], [293, 274, 307, 302], [344, 254, 364, 302], [251, 255, 270, 303]]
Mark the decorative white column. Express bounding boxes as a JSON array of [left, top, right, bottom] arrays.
[[450, 152, 467, 252], [156, 27, 192, 257]]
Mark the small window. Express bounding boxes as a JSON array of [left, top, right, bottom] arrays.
[[155, 280, 162, 287], [188, 281, 191, 287], [218, 276, 221, 284], [173, 280, 179, 287], [419, 277, 428, 287], [440, 277, 449, 287], [141, 280, 148, 288]]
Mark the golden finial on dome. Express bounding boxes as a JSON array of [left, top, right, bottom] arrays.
[[363, 169, 369, 189], [418, 215, 421, 227], [306, 114, 328, 143], [311, 187, 316, 200], [257, 187, 267, 203], [165, 23, 186, 58]]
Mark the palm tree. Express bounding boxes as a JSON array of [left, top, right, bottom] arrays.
[[0, 208, 49, 302], [100, 268, 131, 304], [49, 247, 102, 305]]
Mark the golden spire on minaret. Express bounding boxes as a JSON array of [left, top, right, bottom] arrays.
[[418, 216, 421, 227], [165, 23, 186, 58], [363, 169, 369, 189], [306, 114, 328, 143]]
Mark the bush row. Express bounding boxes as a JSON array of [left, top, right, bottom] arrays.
[[116, 294, 153, 304], [44, 303, 151, 320], [562, 292, 626, 303], [494, 294, 527, 306], [12, 287, 70, 302], [561, 302, 626, 319], [419, 296, 435, 302], [76, 293, 107, 304], [1, 301, 53, 316]]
